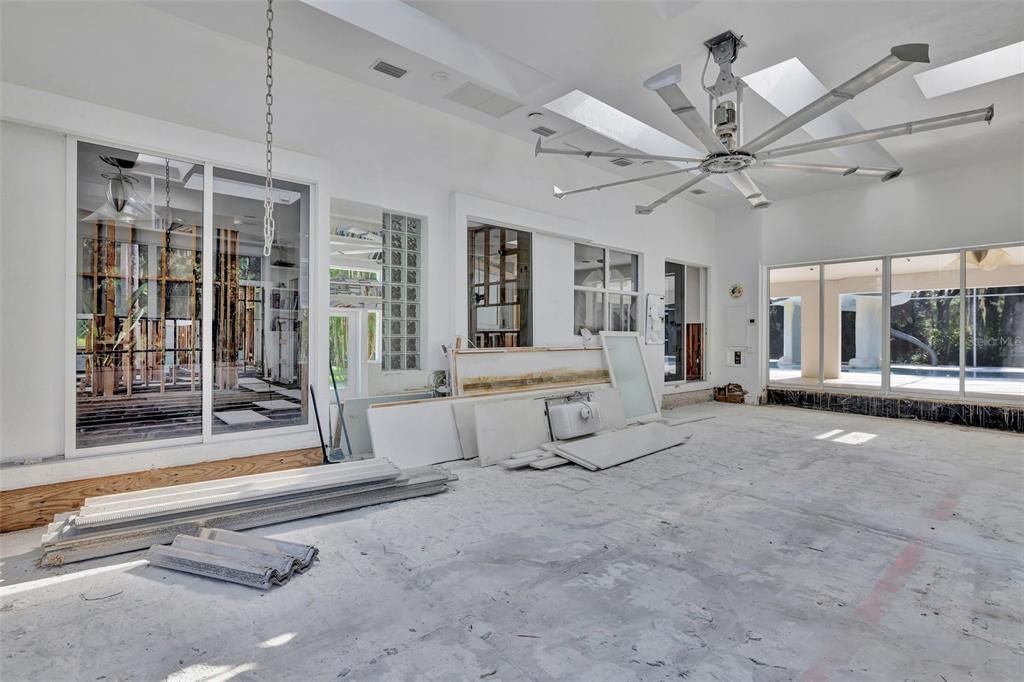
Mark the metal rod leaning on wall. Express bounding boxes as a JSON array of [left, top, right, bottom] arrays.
[[309, 385, 329, 462]]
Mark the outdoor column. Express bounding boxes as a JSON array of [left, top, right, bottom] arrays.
[[779, 299, 798, 367], [849, 295, 883, 369]]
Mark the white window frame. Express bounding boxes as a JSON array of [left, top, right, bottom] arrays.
[[573, 243, 641, 334], [66, 135, 321, 458], [764, 240, 1024, 406]]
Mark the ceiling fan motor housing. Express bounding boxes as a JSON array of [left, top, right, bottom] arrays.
[[714, 101, 738, 150]]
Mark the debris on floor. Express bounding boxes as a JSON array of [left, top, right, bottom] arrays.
[[40, 458, 455, 566], [148, 528, 318, 590]]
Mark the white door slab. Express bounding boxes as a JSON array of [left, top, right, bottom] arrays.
[[367, 398, 464, 467], [474, 397, 551, 467], [553, 423, 689, 470]]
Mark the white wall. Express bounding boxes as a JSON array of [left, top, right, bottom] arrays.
[[0, 123, 67, 459], [0, 2, 717, 472], [760, 155, 1024, 266]]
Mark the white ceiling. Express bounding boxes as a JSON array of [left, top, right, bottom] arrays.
[[149, 0, 1024, 210]]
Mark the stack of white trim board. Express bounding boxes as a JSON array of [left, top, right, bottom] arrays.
[[41, 458, 454, 566], [363, 336, 699, 472]]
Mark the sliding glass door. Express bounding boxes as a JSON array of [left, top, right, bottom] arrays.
[[767, 245, 1023, 401], [210, 168, 310, 434], [75, 142, 205, 448], [74, 140, 311, 453]]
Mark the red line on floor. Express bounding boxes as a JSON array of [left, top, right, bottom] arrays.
[[800, 485, 965, 682]]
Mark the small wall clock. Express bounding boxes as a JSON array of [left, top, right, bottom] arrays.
[[729, 283, 745, 299]]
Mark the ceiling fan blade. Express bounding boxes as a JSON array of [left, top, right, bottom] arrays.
[[741, 44, 930, 154], [756, 105, 994, 160], [535, 138, 702, 163], [635, 173, 709, 215], [758, 161, 903, 181], [553, 167, 700, 199], [644, 65, 728, 154], [727, 171, 772, 209]]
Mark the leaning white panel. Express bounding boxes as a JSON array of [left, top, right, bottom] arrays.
[[599, 332, 659, 421]]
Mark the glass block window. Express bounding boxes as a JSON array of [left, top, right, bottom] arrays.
[[381, 212, 423, 371]]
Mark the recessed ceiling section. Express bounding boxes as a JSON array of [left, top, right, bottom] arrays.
[[914, 40, 1024, 99], [741, 57, 899, 168], [445, 82, 521, 118], [301, 0, 552, 98]]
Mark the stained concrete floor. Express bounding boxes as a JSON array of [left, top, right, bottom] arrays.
[[2, 403, 1022, 681]]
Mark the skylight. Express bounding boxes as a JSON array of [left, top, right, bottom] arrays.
[[914, 40, 1024, 99], [543, 90, 702, 170], [741, 57, 898, 167]]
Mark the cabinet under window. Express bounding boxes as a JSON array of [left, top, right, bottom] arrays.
[[468, 223, 532, 348], [664, 262, 707, 383]]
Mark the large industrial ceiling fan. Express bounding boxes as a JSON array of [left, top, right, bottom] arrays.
[[536, 32, 994, 214]]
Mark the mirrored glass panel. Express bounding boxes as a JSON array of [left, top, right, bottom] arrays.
[[75, 142, 204, 449], [211, 168, 310, 434]]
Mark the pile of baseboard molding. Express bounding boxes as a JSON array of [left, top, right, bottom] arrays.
[[41, 458, 454, 567], [148, 528, 318, 590]]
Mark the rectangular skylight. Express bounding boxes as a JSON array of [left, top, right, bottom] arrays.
[[914, 40, 1024, 98], [741, 57, 898, 167], [543, 89, 702, 170]]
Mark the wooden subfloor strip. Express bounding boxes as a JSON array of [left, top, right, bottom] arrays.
[[0, 448, 322, 534]]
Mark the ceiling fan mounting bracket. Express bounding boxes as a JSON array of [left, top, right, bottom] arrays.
[[700, 151, 756, 175], [703, 30, 746, 98]]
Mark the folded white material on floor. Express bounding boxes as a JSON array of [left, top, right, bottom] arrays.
[[147, 529, 319, 590]]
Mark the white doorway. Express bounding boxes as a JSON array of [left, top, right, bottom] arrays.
[[328, 309, 372, 401]]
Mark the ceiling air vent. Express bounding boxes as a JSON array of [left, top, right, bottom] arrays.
[[610, 158, 633, 167], [445, 82, 522, 118], [531, 126, 557, 138], [371, 59, 407, 79]]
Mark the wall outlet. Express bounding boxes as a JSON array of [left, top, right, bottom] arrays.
[[727, 348, 746, 367]]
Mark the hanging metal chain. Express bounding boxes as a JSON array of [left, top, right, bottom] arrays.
[[262, 0, 276, 257], [164, 158, 172, 232]]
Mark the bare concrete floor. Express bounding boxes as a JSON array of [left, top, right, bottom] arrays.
[[2, 403, 1022, 681]]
